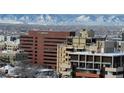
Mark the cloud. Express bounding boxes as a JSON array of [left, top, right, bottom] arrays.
[[75, 15, 91, 22]]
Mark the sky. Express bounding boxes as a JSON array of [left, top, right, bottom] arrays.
[[0, 14, 124, 26]]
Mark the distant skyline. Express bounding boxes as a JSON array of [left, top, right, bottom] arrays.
[[0, 14, 124, 26]]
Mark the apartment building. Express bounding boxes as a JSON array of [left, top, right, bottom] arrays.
[[20, 30, 75, 68], [57, 28, 123, 78]]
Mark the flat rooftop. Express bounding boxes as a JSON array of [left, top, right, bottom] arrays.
[[69, 51, 124, 56]]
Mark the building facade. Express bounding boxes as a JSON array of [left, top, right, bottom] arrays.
[[20, 30, 75, 68], [70, 52, 124, 78]]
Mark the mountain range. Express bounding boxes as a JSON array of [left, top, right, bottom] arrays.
[[0, 14, 124, 26]]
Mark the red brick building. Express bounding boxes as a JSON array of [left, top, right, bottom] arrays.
[[20, 30, 75, 68]]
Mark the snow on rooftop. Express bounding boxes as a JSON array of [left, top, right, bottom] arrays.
[[70, 51, 124, 56]]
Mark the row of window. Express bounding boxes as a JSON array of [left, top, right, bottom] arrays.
[[44, 55, 56, 57], [45, 37, 66, 40], [71, 62, 111, 69], [20, 36, 33, 39], [70, 55, 124, 63], [44, 58, 56, 61], [21, 43, 33, 45], [44, 44, 57, 47], [44, 51, 57, 54], [20, 40, 33, 42], [44, 41, 64, 43], [20, 46, 31, 49]]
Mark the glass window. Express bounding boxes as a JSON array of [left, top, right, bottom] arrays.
[[94, 56, 100, 62], [79, 63, 85, 68], [70, 55, 78, 60], [80, 55, 85, 61], [86, 63, 93, 69], [94, 64, 100, 69], [102, 56, 112, 63], [86, 55, 93, 61]]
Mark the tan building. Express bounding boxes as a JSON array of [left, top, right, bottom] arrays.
[[57, 29, 97, 77], [57, 44, 73, 77], [0, 50, 28, 64], [57, 29, 121, 78]]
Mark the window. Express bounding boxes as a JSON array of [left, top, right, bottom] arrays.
[[86, 63, 93, 69], [77, 49, 83, 52], [67, 38, 73, 45], [70, 55, 78, 60], [86, 55, 93, 61], [92, 38, 96, 43], [86, 39, 92, 44], [66, 48, 74, 51], [105, 64, 111, 67], [21, 43, 33, 45], [94, 56, 100, 62], [79, 63, 85, 68], [94, 64, 100, 69], [20, 36, 33, 39], [44, 51, 57, 54], [28, 57, 32, 59], [113, 62, 121, 68], [20, 40, 33, 42], [44, 41, 63, 43], [71, 62, 78, 68], [28, 54, 32, 56], [44, 55, 56, 57], [20, 46, 31, 49], [80, 55, 85, 61], [44, 62, 56, 64], [102, 56, 112, 63], [113, 56, 121, 68], [44, 58, 56, 61], [44, 48, 57, 51], [44, 44, 57, 47], [45, 37, 66, 40]]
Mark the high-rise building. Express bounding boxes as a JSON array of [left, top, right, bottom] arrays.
[[20, 30, 75, 68]]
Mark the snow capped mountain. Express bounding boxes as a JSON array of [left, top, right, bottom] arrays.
[[0, 14, 124, 25]]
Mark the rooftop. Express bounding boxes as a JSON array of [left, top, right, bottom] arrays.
[[70, 51, 124, 56]]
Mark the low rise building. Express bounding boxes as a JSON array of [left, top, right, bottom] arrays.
[[69, 52, 124, 78], [0, 50, 28, 64]]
